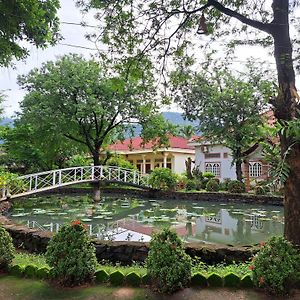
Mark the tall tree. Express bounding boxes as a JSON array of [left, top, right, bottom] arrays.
[[77, 0, 300, 245], [0, 0, 60, 66], [17, 54, 161, 199], [172, 64, 272, 181]]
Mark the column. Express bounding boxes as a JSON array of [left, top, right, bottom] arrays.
[[142, 155, 146, 174], [163, 153, 168, 168]]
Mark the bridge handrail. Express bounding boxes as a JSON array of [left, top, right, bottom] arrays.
[[17, 165, 142, 180]]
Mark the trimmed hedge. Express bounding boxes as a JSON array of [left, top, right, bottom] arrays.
[[191, 273, 207, 287], [141, 273, 151, 285], [36, 267, 50, 279], [9, 264, 24, 277], [207, 273, 223, 287], [110, 270, 125, 286], [95, 269, 109, 283], [126, 272, 141, 287], [240, 274, 254, 288], [224, 272, 240, 287], [24, 265, 37, 278]]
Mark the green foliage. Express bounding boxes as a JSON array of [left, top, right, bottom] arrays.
[[141, 273, 151, 285], [45, 220, 97, 286], [252, 236, 300, 295], [36, 267, 50, 279], [9, 264, 24, 277], [240, 274, 254, 288], [95, 269, 109, 283], [227, 180, 245, 194], [207, 273, 223, 287], [106, 155, 137, 170], [206, 179, 219, 192], [0, 226, 15, 271], [0, 169, 26, 193], [66, 155, 92, 167], [185, 179, 197, 191], [148, 168, 178, 191], [109, 270, 125, 286], [125, 271, 141, 287], [191, 273, 208, 287], [223, 272, 240, 287], [0, 0, 60, 67], [24, 265, 37, 278], [202, 172, 215, 180], [146, 228, 192, 293]]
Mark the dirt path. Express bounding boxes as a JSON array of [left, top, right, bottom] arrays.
[[1, 275, 299, 300]]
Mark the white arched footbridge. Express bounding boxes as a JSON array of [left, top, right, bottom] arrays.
[[0, 166, 150, 201]]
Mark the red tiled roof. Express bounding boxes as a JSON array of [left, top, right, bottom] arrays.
[[109, 136, 194, 151]]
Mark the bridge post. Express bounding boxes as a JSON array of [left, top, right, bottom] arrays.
[[52, 171, 56, 186]]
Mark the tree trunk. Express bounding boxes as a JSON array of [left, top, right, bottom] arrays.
[[269, 0, 300, 245], [235, 159, 243, 182], [92, 150, 101, 202]]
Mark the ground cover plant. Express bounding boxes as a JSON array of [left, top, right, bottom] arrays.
[[45, 220, 97, 286]]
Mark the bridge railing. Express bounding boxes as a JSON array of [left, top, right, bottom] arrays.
[[3, 165, 150, 199]]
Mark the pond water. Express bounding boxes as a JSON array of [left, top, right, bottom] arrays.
[[8, 195, 284, 245]]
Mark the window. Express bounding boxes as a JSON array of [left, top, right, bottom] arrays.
[[223, 153, 228, 158], [249, 162, 262, 177], [205, 162, 221, 177], [204, 153, 221, 159]]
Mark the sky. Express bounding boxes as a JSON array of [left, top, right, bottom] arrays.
[[0, 0, 298, 118]]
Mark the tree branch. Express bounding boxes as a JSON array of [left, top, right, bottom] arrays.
[[208, 0, 272, 34]]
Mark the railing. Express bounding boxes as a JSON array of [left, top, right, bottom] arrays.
[[1, 165, 150, 200]]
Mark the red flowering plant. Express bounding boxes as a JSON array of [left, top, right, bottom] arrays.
[[251, 236, 300, 295]]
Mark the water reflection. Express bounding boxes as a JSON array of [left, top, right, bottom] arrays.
[[7, 195, 284, 245]]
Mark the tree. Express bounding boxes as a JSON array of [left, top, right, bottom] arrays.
[[172, 64, 272, 181], [0, 0, 60, 66], [77, 0, 300, 245], [17, 54, 161, 199]]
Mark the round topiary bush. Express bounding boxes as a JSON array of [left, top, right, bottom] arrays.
[[110, 270, 125, 286], [141, 273, 151, 285], [146, 228, 192, 294], [227, 180, 245, 194], [24, 265, 37, 278], [0, 225, 15, 271], [36, 267, 50, 279], [207, 273, 223, 287], [9, 264, 24, 277], [45, 220, 97, 286], [95, 269, 109, 283], [251, 236, 300, 295], [148, 168, 178, 191], [206, 179, 219, 192], [191, 273, 207, 287], [223, 272, 240, 287], [126, 272, 141, 287], [240, 274, 253, 288], [185, 179, 196, 191]]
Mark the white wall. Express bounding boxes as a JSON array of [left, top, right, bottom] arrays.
[[194, 145, 236, 181], [172, 153, 195, 175]]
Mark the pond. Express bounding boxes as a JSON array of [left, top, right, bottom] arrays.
[[7, 194, 284, 246]]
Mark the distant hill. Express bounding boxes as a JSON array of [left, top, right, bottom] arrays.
[[162, 112, 198, 126]]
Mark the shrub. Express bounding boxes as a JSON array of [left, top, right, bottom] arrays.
[[227, 180, 245, 194], [36, 267, 50, 279], [255, 181, 270, 195], [191, 273, 207, 287], [141, 273, 151, 285], [251, 236, 300, 295], [0, 225, 15, 271], [95, 269, 109, 283], [207, 273, 223, 287], [106, 155, 137, 170], [126, 272, 141, 287], [206, 179, 219, 192], [146, 228, 192, 293], [9, 264, 24, 277], [24, 265, 37, 278], [223, 272, 240, 287], [148, 168, 178, 191], [200, 172, 215, 189], [240, 274, 253, 288], [45, 220, 97, 286], [110, 270, 125, 286], [185, 179, 196, 191]]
